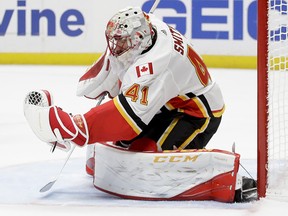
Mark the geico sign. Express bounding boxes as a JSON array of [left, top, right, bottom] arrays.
[[142, 0, 288, 42], [0, 0, 84, 37]]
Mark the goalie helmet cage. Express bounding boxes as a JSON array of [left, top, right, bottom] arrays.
[[258, 0, 288, 200]]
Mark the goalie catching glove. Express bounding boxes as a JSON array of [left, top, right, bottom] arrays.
[[23, 90, 88, 151]]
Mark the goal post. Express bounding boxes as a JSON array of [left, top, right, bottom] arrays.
[[257, 0, 269, 199], [257, 0, 288, 199]]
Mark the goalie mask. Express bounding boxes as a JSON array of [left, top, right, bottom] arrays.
[[105, 7, 154, 66]]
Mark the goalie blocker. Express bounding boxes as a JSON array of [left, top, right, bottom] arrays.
[[88, 143, 255, 203]]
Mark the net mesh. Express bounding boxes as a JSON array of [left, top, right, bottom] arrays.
[[267, 0, 288, 200]]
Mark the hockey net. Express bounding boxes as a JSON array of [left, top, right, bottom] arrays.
[[258, 0, 288, 200]]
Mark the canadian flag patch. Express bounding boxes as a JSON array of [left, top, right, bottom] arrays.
[[136, 62, 154, 78]]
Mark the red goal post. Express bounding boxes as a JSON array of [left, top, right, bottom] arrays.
[[258, 0, 288, 200], [257, 0, 269, 199]]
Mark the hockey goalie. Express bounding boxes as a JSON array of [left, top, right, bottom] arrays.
[[23, 7, 257, 202]]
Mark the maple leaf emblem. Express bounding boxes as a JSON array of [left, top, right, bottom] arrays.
[[136, 62, 154, 77], [141, 66, 148, 72]]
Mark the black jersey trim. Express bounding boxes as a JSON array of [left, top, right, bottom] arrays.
[[118, 94, 147, 130]]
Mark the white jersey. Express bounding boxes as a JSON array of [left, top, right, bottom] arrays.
[[77, 14, 225, 141], [113, 14, 224, 127]]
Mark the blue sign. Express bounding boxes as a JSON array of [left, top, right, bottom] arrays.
[[1, 0, 287, 42], [0, 0, 85, 37], [142, 0, 288, 41]]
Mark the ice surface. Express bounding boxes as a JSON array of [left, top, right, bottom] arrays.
[[0, 65, 286, 215]]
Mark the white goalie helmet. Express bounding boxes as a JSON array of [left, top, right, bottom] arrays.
[[105, 7, 154, 65]]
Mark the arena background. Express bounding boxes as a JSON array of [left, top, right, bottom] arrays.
[[0, 0, 257, 68]]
